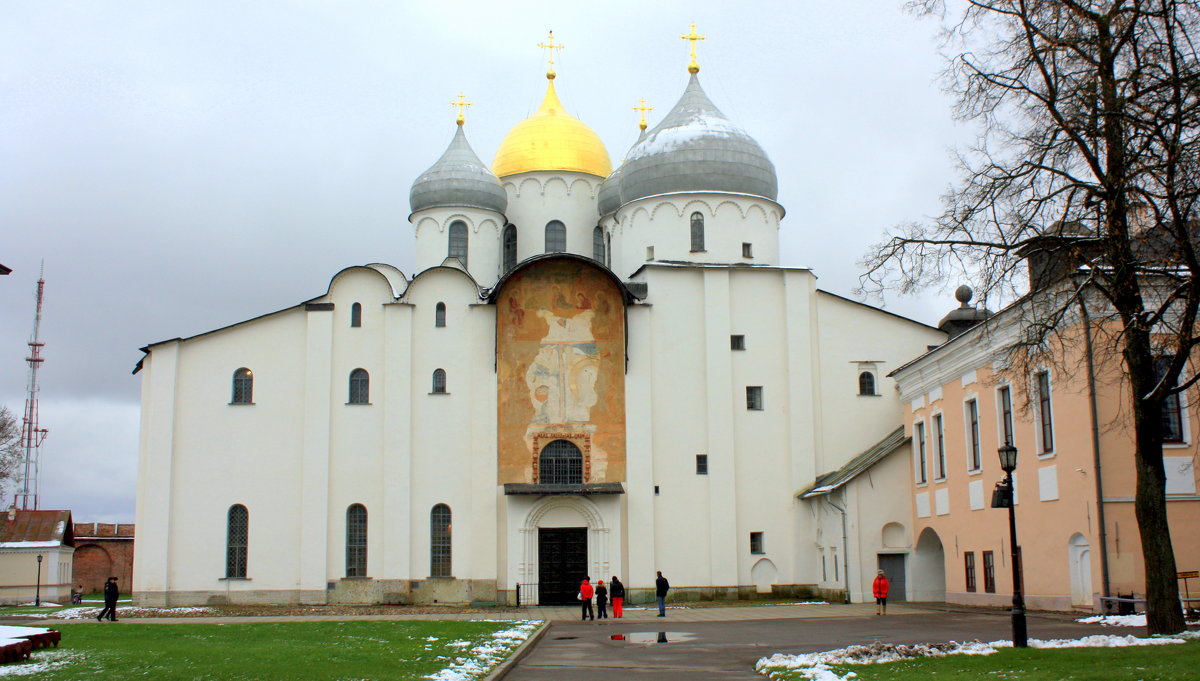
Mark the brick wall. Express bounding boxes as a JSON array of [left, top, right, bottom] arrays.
[[71, 523, 135, 594]]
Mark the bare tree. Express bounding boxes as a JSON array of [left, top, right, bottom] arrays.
[[863, 0, 1199, 634], [0, 407, 23, 505]]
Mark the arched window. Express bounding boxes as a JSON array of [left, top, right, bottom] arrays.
[[593, 226, 605, 262], [545, 220, 566, 253], [226, 504, 248, 578], [448, 221, 468, 266], [690, 212, 705, 252], [430, 504, 452, 577], [231, 368, 253, 404], [858, 372, 876, 396], [349, 369, 370, 404], [346, 504, 367, 577], [432, 368, 447, 393], [435, 302, 446, 327], [503, 224, 517, 271], [539, 439, 583, 485], [350, 302, 362, 328]]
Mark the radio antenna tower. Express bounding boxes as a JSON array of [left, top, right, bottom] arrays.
[[16, 264, 49, 510]]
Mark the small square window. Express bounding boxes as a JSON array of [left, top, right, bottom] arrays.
[[750, 531, 764, 554], [742, 242, 753, 258], [646, 246, 655, 261], [696, 454, 708, 475], [731, 335, 745, 350], [654, 485, 660, 496], [746, 386, 764, 410]]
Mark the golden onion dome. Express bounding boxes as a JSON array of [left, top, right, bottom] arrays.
[[492, 78, 612, 179]]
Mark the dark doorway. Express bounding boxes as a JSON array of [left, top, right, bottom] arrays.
[[878, 553, 907, 602], [538, 527, 587, 605]]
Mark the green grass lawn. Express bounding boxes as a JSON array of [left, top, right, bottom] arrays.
[[11, 619, 540, 680], [760, 639, 1200, 681]]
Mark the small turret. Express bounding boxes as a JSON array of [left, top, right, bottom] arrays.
[[938, 286, 993, 337]]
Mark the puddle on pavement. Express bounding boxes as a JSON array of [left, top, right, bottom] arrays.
[[554, 636, 578, 640], [610, 631, 695, 644]]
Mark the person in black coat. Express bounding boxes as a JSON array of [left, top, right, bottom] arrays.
[[595, 579, 609, 619], [96, 577, 119, 622], [655, 571, 670, 617]]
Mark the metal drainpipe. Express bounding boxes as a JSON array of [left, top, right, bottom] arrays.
[[1080, 296, 1112, 600], [826, 494, 851, 603]]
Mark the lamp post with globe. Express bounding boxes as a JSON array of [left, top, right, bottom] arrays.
[[991, 443, 1027, 647]]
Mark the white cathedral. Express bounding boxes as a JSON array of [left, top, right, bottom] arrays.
[[133, 41, 948, 607]]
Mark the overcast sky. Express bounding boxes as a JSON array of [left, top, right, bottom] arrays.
[[1, 1, 976, 522]]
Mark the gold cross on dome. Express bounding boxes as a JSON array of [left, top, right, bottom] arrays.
[[632, 98, 654, 131], [538, 31, 565, 77], [450, 93, 472, 125], [680, 22, 705, 74]]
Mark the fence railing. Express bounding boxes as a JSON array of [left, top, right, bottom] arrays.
[[515, 582, 539, 607]]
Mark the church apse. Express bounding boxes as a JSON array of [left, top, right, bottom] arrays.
[[496, 259, 626, 485]]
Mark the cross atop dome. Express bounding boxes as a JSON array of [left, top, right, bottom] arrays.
[[681, 22, 705, 74], [450, 93, 471, 126], [632, 98, 653, 131], [538, 30, 564, 79]]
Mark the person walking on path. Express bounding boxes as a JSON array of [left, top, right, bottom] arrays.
[[610, 576, 625, 618], [873, 569, 890, 615], [96, 577, 119, 622], [579, 576, 595, 621], [655, 571, 670, 617], [595, 579, 609, 619]]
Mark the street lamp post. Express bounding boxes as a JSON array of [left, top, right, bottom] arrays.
[[35, 554, 43, 608], [992, 443, 1027, 647]]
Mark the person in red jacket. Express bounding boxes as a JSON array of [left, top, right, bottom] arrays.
[[579, 577, 595, 621], [873, 569, 890, 615]]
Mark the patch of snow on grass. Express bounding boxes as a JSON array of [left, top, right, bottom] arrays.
[[1076, 614, 1200, 627], [48, 605, 214, 619], [0, 650, 85, 677], [424, 620, 541, 681], [756, 632, 1197, 680]]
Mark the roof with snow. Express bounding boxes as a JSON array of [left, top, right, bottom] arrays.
[[613, 73, 778, 207], [0, 509, 74, 548], [410, 124, 508, 215], [797, 427, 908, 499]]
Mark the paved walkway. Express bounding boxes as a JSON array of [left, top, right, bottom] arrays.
[[501, 605, 1121, 680]]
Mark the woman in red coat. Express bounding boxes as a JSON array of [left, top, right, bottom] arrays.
[[872, 569, 890, 615]]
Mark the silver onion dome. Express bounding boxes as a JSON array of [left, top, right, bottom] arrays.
[[409, 125, 508, 215], [597, 164, 624, 217], [617, 74, 778, 206]]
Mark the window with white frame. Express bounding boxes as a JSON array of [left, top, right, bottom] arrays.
[[448, 220, 468, 266], [934, 413, 946, 479], [858, 371, 877, 396], [348, 369, 369, 404], [1157, 356, 1186, 443], [915, 421, 928, 484], [545, 220, 566, 253], [746, 386, 764, 410], [1036, 370, 1054, 453], [997, 385, 1014, 446], [965, 398, 981, 471]]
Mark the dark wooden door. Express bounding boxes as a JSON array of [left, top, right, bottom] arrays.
[[878, 553, 907, 602], [538, 527, 587, 605]]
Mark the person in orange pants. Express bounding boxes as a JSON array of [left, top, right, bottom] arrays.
[[610, 576, 625, 618]]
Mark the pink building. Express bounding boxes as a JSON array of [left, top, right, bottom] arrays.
[[891, 289, 1199, 612]]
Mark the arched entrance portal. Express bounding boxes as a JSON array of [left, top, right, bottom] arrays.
[[910, 527, 946, 602], [1068, 533, 1093, 608], [522, 497, 610, 606]]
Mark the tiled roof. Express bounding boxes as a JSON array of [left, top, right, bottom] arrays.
[[0, 510, 74, 547]]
